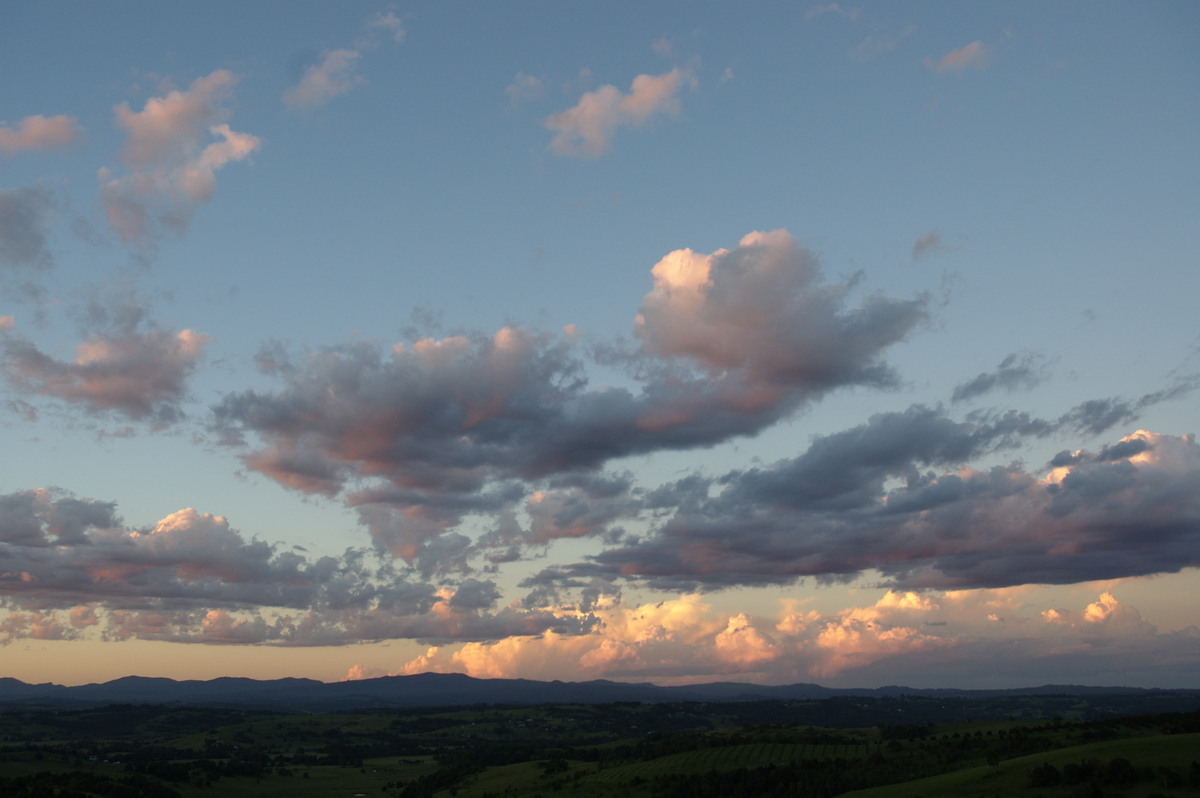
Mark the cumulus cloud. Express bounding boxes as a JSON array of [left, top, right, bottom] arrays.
[[393, 587, 1197, 687], [1, 319, 209, 424], [0, 488, 587, 646], [0, 115, 81, 155], [634, 229, 926, 391], [99, 70, 260, 243], [562, 425, 1200, 591], [544, 67, 694, 157], [925, 41, 990, 74], [213, 231, 925, 572], [0, 186, 57, 270], [283, 49, 362, 110]]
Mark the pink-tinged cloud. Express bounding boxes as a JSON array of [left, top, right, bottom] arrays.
[[214, 232, 924, 574], [545, 67, 693, 157], [925, 41, 989, 74], [2, 326, 208, 423], [100, 70, 260, 243], [0, 115, 81, 155], [283, 49, 362, 110], [636, 229, 925, 389]]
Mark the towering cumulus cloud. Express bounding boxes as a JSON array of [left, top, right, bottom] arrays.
[[213, 230, 926, 572]]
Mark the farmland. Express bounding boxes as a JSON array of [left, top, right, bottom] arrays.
[[0, 693, 1197, 797]]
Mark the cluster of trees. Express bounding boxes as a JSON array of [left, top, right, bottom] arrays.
[[0, 771, 181, 798], [1029, 756, 1200, 793]]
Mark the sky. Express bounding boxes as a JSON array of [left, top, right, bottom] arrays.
[[1, 1, 1198, 690]]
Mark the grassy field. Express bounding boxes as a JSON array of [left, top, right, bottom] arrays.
[[841, 733, 1200, 798]]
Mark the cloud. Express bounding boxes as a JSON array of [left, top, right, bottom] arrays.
[[0, 489, 588, 647], [283, 49, 362, 110], [213, 231, 925, 573], [395, 587, 1197, 686], [634, 229, 926, 391], [806, 4, 859, 21], [911, 230, 944, 260], [952, 353, 1049, 402], [100, 70, 260, 243], [544, 67, 694, 157], [0, 115, 81, 155], [0, 186, 57, 270], [563, 424, 1200, 591], [1, 312, 209, 424], [367, 10, 406, 43], [505, 72, 545, 105], [848, 26, 915, 61], [283, 11, 406, 111], [925, 41, 990, 74]]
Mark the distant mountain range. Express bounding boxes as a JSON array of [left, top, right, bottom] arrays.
[[1, 673, 1196, 713]]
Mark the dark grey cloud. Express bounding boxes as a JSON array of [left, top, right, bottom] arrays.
[[212, 230, 926, 571], [554, 420, 1200, 592]]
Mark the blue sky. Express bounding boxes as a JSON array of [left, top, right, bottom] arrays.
[[1, 1, 1198, 688]]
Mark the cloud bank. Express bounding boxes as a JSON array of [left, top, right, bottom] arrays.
[[0, 489, 589, 647]]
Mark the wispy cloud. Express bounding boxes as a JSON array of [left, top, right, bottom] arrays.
[[0, 186, 57, 270], [505, 72, 545, 105], [911, 230, 944, 260], [806, 3, 859, 22], [952, 352, 1049, 402], [848, 25, 916, 61], [366, 10, 406, 43], [925, 40, 990, 74], [283, 11, 406, 111], [544, 67, 695, 157], [0, 115, 81, 155], [283, 49, 362, 110]]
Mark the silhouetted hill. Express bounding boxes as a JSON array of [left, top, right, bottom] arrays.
[[0, 673, 1195, 712]]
